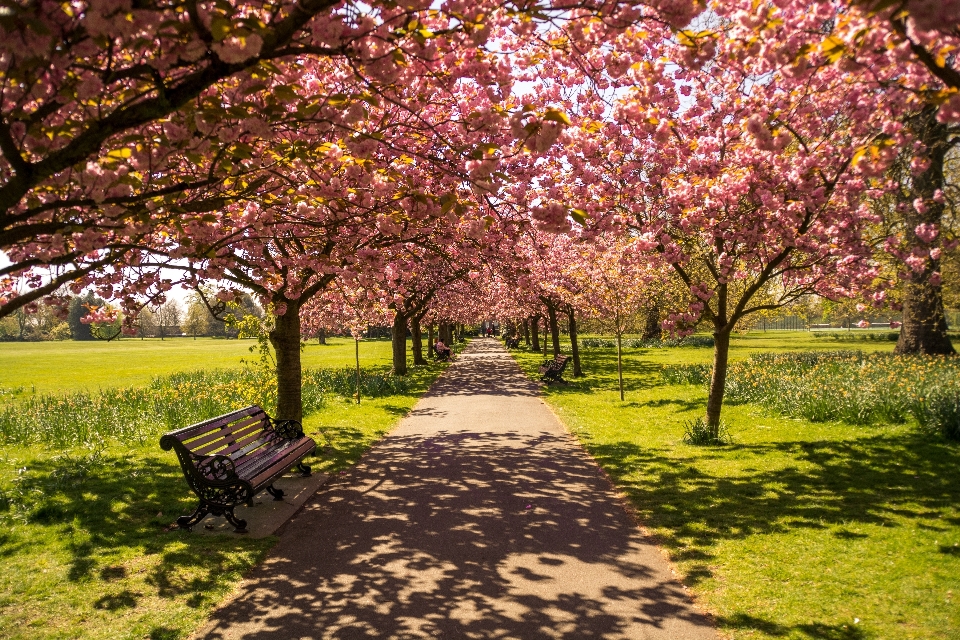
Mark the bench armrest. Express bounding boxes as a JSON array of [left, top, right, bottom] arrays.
[[192, 453, 238, 482], [270, 418, 305, 440]]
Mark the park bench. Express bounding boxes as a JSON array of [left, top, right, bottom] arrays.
[[159, 405, 316, 533], [539, 354, 571, 384], [505, 335, 520, 349], [434, 343, 451, 361]]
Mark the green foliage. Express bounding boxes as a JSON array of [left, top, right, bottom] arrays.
[[228, 310, 277, 369], [0, 336, 401, 395], [0, 338, 449, 639], [681, 416, 732, 445], [508, 334, 960, 639], [662, 351, 960, 437], [581, 335, 714, 349], [0, 366, 413, 448], [661, 362, 712, 385], [912, 386, 960, 440], [812, 331, 899, 342]]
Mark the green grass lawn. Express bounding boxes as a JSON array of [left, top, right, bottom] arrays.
[[0, 336, 397, 394], [513, 332, 960, 640], [0, 337, 446, 640]]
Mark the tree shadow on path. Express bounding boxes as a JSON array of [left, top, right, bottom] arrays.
[[200, 340, 716, 640]]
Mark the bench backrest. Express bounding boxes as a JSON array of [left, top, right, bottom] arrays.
[[160, 405, 278, 462]]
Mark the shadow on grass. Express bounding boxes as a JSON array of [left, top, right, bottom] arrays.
[[513, 349, 665, 396], [718, 613, 868, 639], [1, 449, 275, 614], [585, 431, 960, 588], [623, 398, 705, 413]]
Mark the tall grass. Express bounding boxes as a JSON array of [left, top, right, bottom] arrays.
[[580, 335, 714, 349], [811, 331, 899, 342], [662, 351, 960, 439], [0, 366, 410, 448]]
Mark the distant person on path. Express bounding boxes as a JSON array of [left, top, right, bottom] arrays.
[[434, 338, 451, 360]]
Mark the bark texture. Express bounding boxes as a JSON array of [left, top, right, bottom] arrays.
[[705, 329, 732, 432], [895, 106, 956, 355], [411, 315, 426, 365], [566, 306, 583, 376], [545, 303, 561, 357], [269, 303, 303, 423], [391, 312, 408, 375], [640, 304, 662, 341]]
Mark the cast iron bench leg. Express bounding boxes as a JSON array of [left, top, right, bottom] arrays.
[[222, 506, 248, 534], [177, 502, 211, 531], [297, 461, 312, 477], [265, 485, 285, 501]]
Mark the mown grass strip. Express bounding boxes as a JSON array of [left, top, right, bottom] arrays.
[[510, 333, 960, 640], [0, 338, 451, 639]]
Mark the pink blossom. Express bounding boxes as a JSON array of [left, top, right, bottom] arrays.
[[914, 223, 938, 243]]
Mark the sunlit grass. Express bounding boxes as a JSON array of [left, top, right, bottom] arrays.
[[0, 337, 447, 639], [0, 336, 396, 394], [512, 332, 960, 640]]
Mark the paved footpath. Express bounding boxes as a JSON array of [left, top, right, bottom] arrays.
[[199, 339, 716, 639]]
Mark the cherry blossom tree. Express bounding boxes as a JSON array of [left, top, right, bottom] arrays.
[[541, 1, 908, 431], [574, 237, 662, 400]]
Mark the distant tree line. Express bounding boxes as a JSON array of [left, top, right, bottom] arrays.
[[0, 291, 262, 341]]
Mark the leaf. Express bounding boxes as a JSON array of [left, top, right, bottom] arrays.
[[273, 85, 298, 103], [820, 35, 846, 63], [259, 60, 282, 75], [569, 208, 587, 225], [327, 93, 350, 107], [243, 82, 268, 96], [107, 148, 132, 159], [543, 109, 572, 126], [232, 143, 253, 159], [392, 49, 409, 67], [851, 145, 868, 165], [210, 17, 232, 42], [440, 192, 457, 213]]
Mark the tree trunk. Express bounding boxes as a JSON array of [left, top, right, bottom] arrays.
[[411, 315, 426, 365], [391, 311, 408, 375], [567, 306, 583, 376], [355, 337, 361, 404], [546, 304, 561, 357], [523, 318, 530, 345], [617, 331, 624, 401], [269, 302, 303, 423], [531, 314, 541, 351], [897, 280, 955, 354], [705, 328, 732, 433], [542, 317, 548, 356], [895, 106, 956, 355], [641, 303, 662, 341], [428, 324, 435, 357], [318, 328, 326, 345]]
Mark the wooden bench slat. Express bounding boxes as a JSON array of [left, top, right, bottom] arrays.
[[236, 441, 299, 480], [165, 407, 264, 441], [188, 417, 267, 455], [166, 414, 265, 448], [181, 412, 265, 447], [210, 425, 287, 459], [247, 439, 318, 488], [160, 404, 316, 533]]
